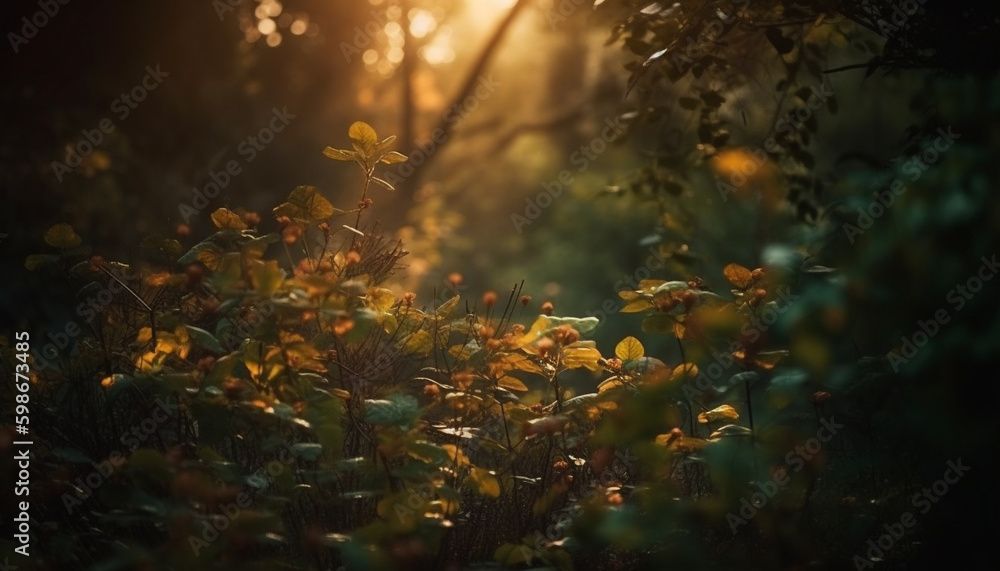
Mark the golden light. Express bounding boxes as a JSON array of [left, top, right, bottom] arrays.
[[267, 32, 283, 47], [384, 21, 402, 37], [409, 9, 437, 39], [258, 18, 277, 35], [263, 0, 283, 17], [363, 49, 379, 65], [290, 19, 307, 35], [387, 46, 405, 64]]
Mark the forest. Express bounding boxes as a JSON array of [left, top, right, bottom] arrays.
[[1, 0, 999, 569]]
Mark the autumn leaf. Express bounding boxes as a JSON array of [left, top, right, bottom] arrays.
[[380, 150, 408, 164], [272, 185, 336, 223], [497, 376, 529, 392], [723, 263, 753, 289], [468, 467, 501, 498], [561, 346, 603, 371], [348, 121, 379, 160], [210, 208, 248, 230], [697, 404, 740, 424], [614, 336, 645, 361]]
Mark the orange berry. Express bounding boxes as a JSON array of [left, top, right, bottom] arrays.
[[482, 290, 498, 308], [520, 295, 532, 306], [540, 301, 554, 315]]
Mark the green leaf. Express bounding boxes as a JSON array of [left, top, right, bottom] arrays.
[[272, 185, 336, 224], [178, 241, 225, 270], [363, 394, 419, 428], [407, 441, 451, 466], [291, 443, 323, 461], [186, 325, 225, 354], [140, 234, 183, 262], [44, 223, 81, 249], [323, 147, 357, 161]]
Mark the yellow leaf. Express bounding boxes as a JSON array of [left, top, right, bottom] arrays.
[[145, 272, 173, 287], [441, 443, 470, 467], [697, 404, 740, 423], [621, 299, 653, 313], [366, 287, 396, 313], [272, 185, 336, 223], [210, 208, 248, 230], [618, 290, 642, 301], [614, 336, 645, 361], [723, 263, 753, 289], [136, 327, 153, 346], [497, 376, 529, 392], [597, 378, 626, 393], [195, 244, 224, 270], [44, 223, 81, 249], [322, 146, 357, 162], [753, 350, 790, 370], [468, 466, 501, 498], [562, 347, 603, 371], [401, 330, 433, 355], [489, 353, 544, 378], [250, 260, 285, 296], [672, 363, 698, 380], [348, 121, 379, 159], [244, 341, 286, 382], [380, 150, 408, 164], [517, 315, 552, 350]]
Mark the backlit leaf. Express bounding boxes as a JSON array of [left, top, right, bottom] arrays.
[[468, 467, 501, 498], [497, 376, 529, 391], [561, 347, 603, 371], [380, 151, 408, 164], [723, 263, 753, 288], [250, 260, 285, 296], [348, 121, 379, 159], [615, 336, 645, 361], [697, 404, 740, 423], [44, 223, 81, 249], [323, 146, 357, 161], [210, 208, 248, 230]]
